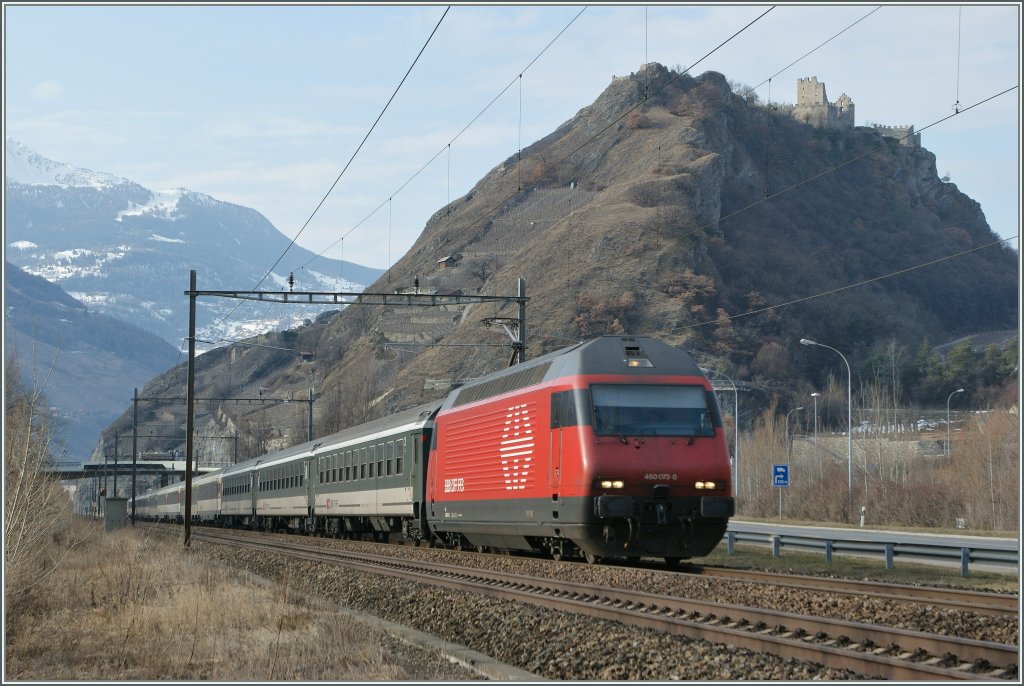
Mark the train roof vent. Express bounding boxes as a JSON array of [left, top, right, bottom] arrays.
[[623, 345, 654, 368], [452, 361, 552, 407]]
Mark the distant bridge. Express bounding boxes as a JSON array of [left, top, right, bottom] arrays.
[[46, 460, 222, 480]]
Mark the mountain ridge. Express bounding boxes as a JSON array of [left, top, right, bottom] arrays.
[[5, 139, 384, 348], [77, 64, 1020, 465]]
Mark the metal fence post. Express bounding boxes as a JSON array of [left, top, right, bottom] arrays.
[[825, 539, 833, 565], [960, 547, 970, 577], [885, 543, 895, 570], [771, 535, 781, 557], [727, 531, 735, 555]]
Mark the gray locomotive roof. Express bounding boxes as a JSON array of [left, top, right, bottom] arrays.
[[442, 335, 703, 411]]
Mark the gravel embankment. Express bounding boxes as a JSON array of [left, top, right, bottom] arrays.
[[196, 533, 1018, 680]]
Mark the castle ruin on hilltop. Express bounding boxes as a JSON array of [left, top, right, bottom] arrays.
[[790, 76, 920, 148]]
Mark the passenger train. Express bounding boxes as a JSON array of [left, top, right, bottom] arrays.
[[134, 335, 735, 564]]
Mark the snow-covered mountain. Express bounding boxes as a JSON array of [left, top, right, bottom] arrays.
[[5, 138, 128, 189], [5, 139, 384, 349]]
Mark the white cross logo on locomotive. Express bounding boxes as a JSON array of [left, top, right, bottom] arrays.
[[501, 403, 533, 490]]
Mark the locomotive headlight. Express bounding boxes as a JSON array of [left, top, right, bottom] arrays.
[[695, 481, 719, 490], [599, 479, 625, 489]]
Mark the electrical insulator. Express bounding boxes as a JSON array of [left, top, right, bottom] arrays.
[[287, 272, 295, 291]]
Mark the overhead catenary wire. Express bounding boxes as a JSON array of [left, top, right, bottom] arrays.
[[203, 6, 1010, 360], [682, 235, 1018, 331], [953, 6, 962, 114], [533, 230, 1016, 346], [198, 6, 450, 342], [398, 6, 776, 267], [301, 7, 589, 269], [673, 85, 1018, 245]]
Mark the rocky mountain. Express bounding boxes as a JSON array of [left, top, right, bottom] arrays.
[[5, 262, 179, 462], [4, 138, 383, 350], [95, 64, 1017, 466]]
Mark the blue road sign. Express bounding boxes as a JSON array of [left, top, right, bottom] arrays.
[[772, 464, 790, 488]]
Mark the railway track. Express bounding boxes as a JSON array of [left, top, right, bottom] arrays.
[[680, 565, 1020, 618], [187, 526, 1018, 680]]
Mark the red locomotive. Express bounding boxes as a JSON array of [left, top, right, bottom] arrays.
[[426, 335, 734, 564]]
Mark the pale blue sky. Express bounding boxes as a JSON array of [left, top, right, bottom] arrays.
[[4, 3, 1020, 271]]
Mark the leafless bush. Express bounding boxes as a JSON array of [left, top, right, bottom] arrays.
[[939, 411, 1019, 531], [4, 359, 74, 606]]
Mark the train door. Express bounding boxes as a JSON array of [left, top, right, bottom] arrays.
[[249, 470, 258, 520], [304, 459, 314, 532], [550, 390, 578, 490], [427, 434, 438, 520]]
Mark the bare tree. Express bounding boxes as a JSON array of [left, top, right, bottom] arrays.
[[4, 358, 74, 599], [469, 256, 497, 290]]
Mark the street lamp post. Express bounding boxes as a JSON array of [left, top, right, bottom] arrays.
[[712, 369, 740, 501], [785, 406, 804, 460], [811, 392, 821, 479], [946, 388, 965, 458], [800, 339, 852, 502]]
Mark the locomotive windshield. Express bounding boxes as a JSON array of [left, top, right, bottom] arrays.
[[590, 384, 715, 437]]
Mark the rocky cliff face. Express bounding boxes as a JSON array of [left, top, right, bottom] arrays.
[[97, 64, 1017, 462]]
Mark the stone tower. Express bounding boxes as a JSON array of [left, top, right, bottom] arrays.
[[793, 77, 854, 130]]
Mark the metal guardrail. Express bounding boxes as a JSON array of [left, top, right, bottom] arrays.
[[723, 525, 1018, 577]]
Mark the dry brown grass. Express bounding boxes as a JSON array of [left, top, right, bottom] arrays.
[[4, 519, 444, 681]]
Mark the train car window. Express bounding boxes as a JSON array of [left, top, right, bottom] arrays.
[[590, 384, 716, 437], [360, 463, 366, 480], [386, 442, 394, 460], [396, 456, 404, 474], [396, 438, 405, 458], [387, 459, 393, 476], [369, 462, 375, 478], [378, 459, 384, 476]]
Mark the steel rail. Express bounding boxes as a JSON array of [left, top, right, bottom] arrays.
[[684, 565, 1019, 617], [189, 528, 1017, 681]]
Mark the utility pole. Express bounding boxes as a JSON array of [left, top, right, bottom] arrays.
[[113, 432, 119, 499], [517, 276, 527, 364], [184, 270, 196, 547], [132, 388, 138, 525], [307, 387, 314, 442]]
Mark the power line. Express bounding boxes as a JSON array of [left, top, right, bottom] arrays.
[[683, 235, 1018, 330], [674, 85, 1019, 244], [405, 6, 776, 266], [302, 7, 589, 269], [200, 6, 450, 341]]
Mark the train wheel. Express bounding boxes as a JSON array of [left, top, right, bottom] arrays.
[[551, 552, 563, 562], [583, 551, 600, 565]]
